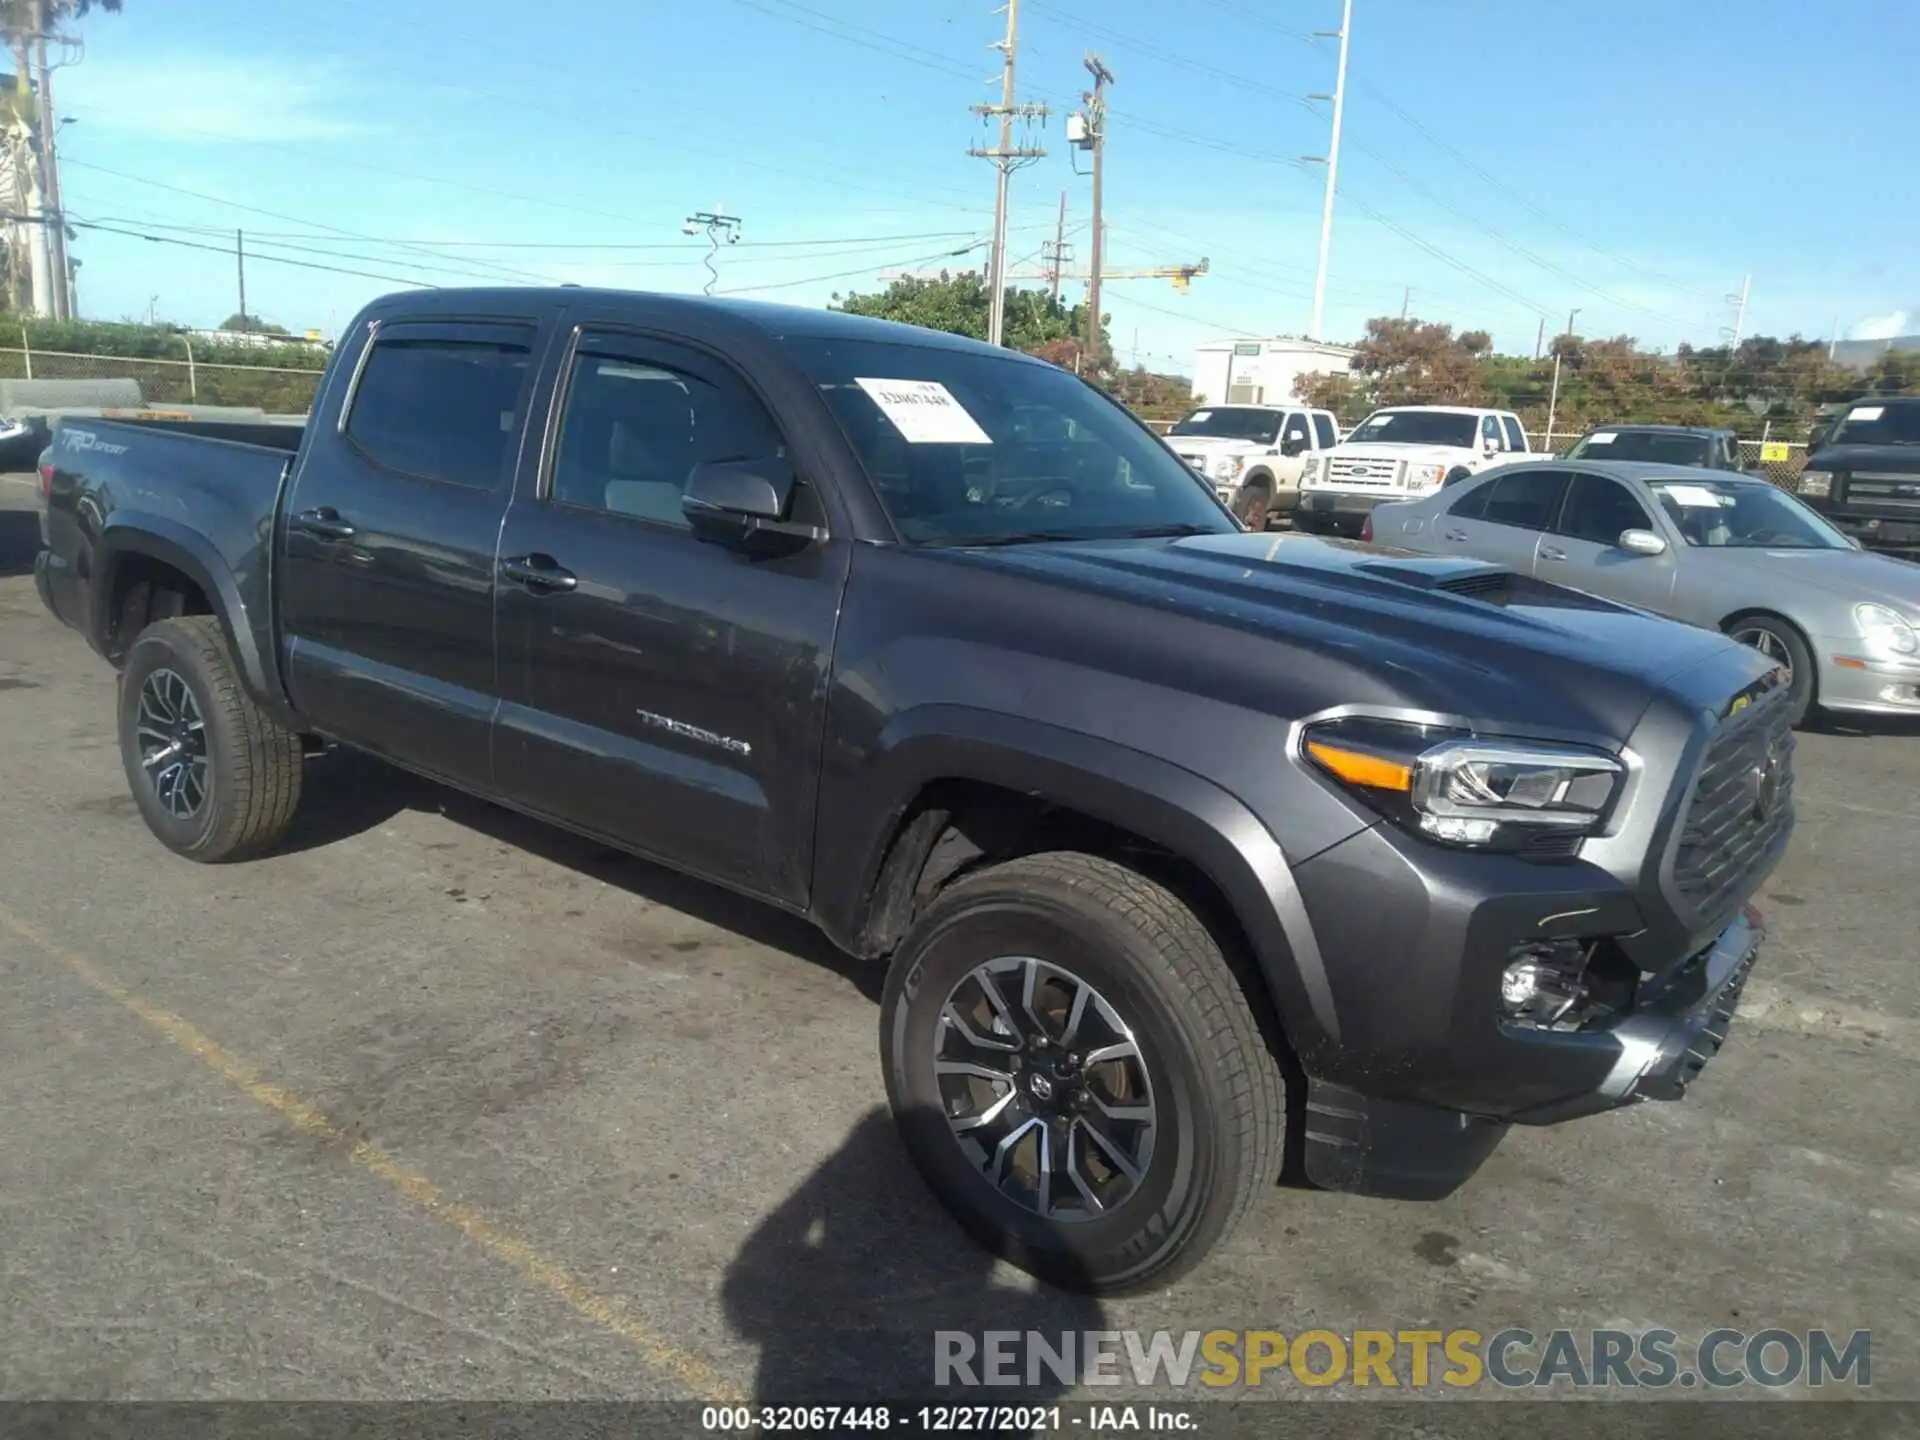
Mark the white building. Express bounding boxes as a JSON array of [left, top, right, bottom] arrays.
[[1190, 337, 1356, 408]]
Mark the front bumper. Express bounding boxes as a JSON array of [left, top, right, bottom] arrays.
[[1294, 490, 1389, 533], [1288, 809, 1772, 1199], [1814, 642, 1920, 714]]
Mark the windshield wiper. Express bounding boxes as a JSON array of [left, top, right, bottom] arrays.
[[1116, 523, 1221, 538], [922, 530, 1091, 548]]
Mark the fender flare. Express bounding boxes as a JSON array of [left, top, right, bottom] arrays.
[[833, 704, 1342, 1054], [93, 517, 295, 723]]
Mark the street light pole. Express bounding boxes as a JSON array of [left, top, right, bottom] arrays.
[[1307, 0, 1352, 341]]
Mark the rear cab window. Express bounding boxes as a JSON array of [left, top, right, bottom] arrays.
[[1311, 411, 1338, 449], [1500, 415, 1527, 452], [343, 321, 536, 489]]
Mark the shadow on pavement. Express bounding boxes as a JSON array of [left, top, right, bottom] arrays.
[[722, 1108, 1104, 1410], [281, 746, 876, 1000], [0, 507, 40, 578]]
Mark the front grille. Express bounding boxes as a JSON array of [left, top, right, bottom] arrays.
[[1327, 456, 1403, 488], [1844, 475, 1920, 514], [1671, 680, 1795, 917]]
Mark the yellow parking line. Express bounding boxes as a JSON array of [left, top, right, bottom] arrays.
[[0, 901, 745, 1404]]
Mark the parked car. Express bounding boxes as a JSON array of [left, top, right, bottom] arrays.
[[1295, 404, 1532, 537], [1162, 402, 1340, 528], [1794, 396, 1920, 558], [1563, 424, 1743, 471], [36, 287, 1790, 1293], [1364, 458, 1920, 726]]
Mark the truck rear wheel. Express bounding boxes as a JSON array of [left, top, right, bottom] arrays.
[[117, 616, 304, 862], [879, 851, 1284, 1294]]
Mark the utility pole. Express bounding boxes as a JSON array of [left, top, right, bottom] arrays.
[[1727, 273, 1751, 350], [235, 229, 247, 331], [969, 0, 1047, 348], [1306, 0, 1352, 341], [1542, 307, 1581, 450], [1399, 284, 1410, 321], [1082, 53, 1112, 369], [1044, 191, 1067, 304], [31, 4, 66, 320], [683, 209, 742, 294], [1534, 316, 1546, 360]]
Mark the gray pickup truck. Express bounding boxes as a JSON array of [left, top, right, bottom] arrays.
[[35, 287, 1793, 1292]]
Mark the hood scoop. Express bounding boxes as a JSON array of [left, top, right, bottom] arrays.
[[1355, 558, 1518, 605]]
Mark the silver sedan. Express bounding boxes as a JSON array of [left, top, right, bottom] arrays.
[[1365, 458, 1920, 726]]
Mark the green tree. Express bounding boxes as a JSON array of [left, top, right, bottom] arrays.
[[1293, 316, 1493, 416], [830, 271, 1110, 368], [219, 311, 289, 335]]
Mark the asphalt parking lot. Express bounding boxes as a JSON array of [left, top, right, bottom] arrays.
[[2, 473, 1917, 1412]]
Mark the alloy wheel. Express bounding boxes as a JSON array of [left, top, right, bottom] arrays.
[[933, 955, 1157, 1222], [136, 667, 210, 819], [1730, 625, 1793, 683]]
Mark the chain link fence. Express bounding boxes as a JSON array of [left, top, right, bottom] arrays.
[[0, 344, 325, 416]]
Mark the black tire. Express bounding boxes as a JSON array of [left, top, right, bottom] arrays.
[[1230, 476, 1273, 531], [118, 616, 304, 861], [1724, 612, 1817, 727], [1442, 466, 1474, 488], [880, 851, 1284, 1294]]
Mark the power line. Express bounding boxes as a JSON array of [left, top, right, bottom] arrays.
[[1026, 0, 1316, 111], [61, 159, 555, 285], [70, 220, 443, 290], [718, 240, 990, 296]]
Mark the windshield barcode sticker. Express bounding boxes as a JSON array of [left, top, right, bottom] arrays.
[[855, 378, 992, 444], [1848, 405, 1885, 422]]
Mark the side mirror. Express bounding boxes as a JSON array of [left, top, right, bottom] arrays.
[[682, 457, 824, 550], [1280, 435, 1309, 458], [1482, 435, 1500, 457], [1619, 528, 1668, 556]]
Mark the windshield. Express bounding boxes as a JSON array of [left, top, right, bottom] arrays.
[[1651, 477, 1852, 550], [790, 337, 1237, 545], [1346, 410, 1479, 447], [1829, 400, 1920, 447], [1169, 407, 1281, 443], [1568, 430, 1714, 466]]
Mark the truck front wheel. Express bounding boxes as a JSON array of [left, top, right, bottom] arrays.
[[879, 851, 1284, 1294], [117, 616, 304, 862]]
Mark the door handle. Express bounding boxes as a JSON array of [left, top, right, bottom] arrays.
[[501, 553, 578, 593], [1443, 528, 1469, 542], [291, 507, 357, 542], [1540, 544, 1569, 562]]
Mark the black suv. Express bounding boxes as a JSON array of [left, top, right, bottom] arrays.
[[1562, 424, 1743, 470], [1797, 396, 1920, 555]]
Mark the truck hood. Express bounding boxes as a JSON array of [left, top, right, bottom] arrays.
[[1326, 442, 1479, 466], [1813, 443, 1920, 475], [1165, 435, 1271, 458], [940, 531, 1749, 740]]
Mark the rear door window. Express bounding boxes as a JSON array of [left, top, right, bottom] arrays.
[[1500, 415, 1527, 452], [1311, 411, 1338, 449], [1480, 469, 1570, 530], [345, 324, 535, 489], [1556, 473, 1654, 545]]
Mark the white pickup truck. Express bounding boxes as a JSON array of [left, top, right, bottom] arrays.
[[1163, 403, 1342, 529], [1295, 404, 1532, 537]]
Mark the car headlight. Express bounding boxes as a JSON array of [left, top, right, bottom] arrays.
[[1302, 457, 1322, 484], [1855, 602, 1919, 657], [1303, 717, 1624, 850], [1212, 455, 1245, 479], [1404, 462, 1445, 491], [1797, 469, 1833, 498]]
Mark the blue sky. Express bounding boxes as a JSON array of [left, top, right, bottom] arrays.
[[48, 0, 1916, 372]]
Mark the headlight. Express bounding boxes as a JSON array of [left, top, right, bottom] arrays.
[[1212, 455, 1245, 479], [1855, 602, 1919, 656], [1303, 717, 1624, 850], [1797, 469, 1833, 498], [1302, 457, 1322, 484], [1404, 462, 1445, 491]]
